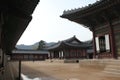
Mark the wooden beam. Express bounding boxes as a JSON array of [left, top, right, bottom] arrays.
[[18, 60, 21, 80], [92, 27, 97, 59], [108, 22, 117, 58]]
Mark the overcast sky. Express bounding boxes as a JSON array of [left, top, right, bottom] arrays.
[[17, 0, 97, 45]]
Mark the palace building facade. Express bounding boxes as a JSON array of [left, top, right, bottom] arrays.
[[12, 50, 49, 61], [47, 36, 91, 59], [61, 0, 120, 59]]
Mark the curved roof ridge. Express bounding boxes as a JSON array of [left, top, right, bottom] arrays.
[[46, 41, 62, 50], [63, 35, 82, 43], [62, 0, 103, 15], [63, 42, 89, 48]]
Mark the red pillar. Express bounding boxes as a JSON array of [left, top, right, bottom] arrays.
[[108, 22, 116, 59], [92, 28, 97, 59]]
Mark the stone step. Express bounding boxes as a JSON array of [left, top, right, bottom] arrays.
[[106, 62, 120, 65], [105, 65, 120, 69], [103, 64, 120, 77], [80, 59, 120, 64], [103, 71, 120, 77], [45, 59, 64, 63], [104, 68, 120, 73]]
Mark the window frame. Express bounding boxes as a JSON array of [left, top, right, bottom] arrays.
[[95, 34, 111, 53]]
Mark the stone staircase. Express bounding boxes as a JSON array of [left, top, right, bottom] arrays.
[[103, 60, 120, 77], [79, 59, 120, 77]]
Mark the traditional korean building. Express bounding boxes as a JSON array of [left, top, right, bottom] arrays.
[[47, 36, 90, 59], [0, 0, 39, 80], [85, 40, 94, 59], [12, 49, 49, 61], [61, 0, 120, 59]]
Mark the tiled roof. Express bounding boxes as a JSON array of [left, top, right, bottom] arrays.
[[61, 0, 120, 29], [62, 0, 102, 15], [12, 50, 49, 54], [47, 36, 90, 50]]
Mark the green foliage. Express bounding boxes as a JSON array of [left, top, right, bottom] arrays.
[[37, 40, 46, 50]]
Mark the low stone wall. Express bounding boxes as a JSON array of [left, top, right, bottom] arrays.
[[79, 59, 115, 69], [46, 59, 64, 63], [46, 59, 80, 63], [79, 59, 120, 68], [64, 59, 79, 63]]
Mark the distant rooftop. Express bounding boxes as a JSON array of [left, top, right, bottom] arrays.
[[47, 36, 91, 50], [12, 49, 49, 54]]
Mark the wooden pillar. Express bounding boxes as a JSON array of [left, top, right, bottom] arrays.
[[59, 51, 60, 59], [49, 51, 51, 60], [64, 50, 65, 58], [63, 49, 66, 59], [61, 51, 64, 59], [92, 27, 97, 59], [84, 49, 86, 58], [75, 49, 77, 58], [50, 52, 52, 59], [60, 51, 62, 59], [52, 52, 54, 59], [1, 51, 4, 67], [76, 49, 78, 58], [68, 50, 70, 58], [108, 22, 116, 58], [18, 60, 21, 80], [81, 49, 83, 58], [49, 52, 50, 59]]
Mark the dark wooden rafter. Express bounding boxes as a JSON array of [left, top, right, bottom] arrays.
[[100, 2, 120, 22], [112, 6, 120, 19], [91, 17, 100, 26], [73, 16, 95, 28], [100, 11, 111, 23], [86, 18, 96, 27]]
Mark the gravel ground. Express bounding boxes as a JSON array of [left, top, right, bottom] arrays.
[[20, 61, 120, 80]]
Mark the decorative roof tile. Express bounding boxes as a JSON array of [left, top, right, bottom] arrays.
[[63, 0, 102, 15]]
